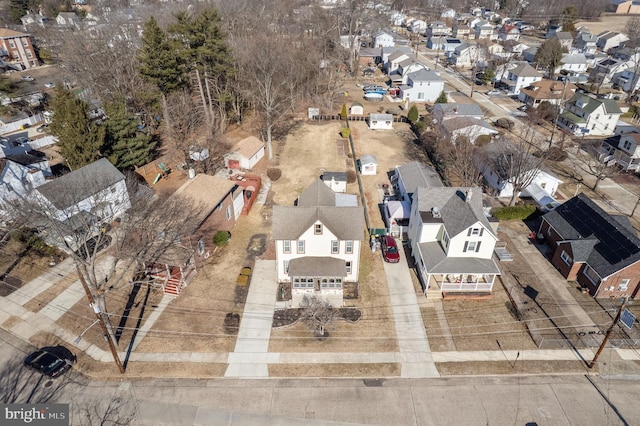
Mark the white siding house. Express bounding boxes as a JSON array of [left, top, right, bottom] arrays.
[[398, 69, 445, 103], [272, 180, 364, 305], [407, 186, 500, 295], [558, 93, 622, 136], [0, 155, 49, 206], [500, 63, 542, 95]]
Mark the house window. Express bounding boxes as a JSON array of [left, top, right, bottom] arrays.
[[8, 40, 15, 48], [560, 250, 573, 266], [226, 206, 232, 220], [418, 93, 425, 100], [469, 227, 483, 236], [283, 240, 291, 253], [442, 231, 450, 249], [22, 38, 28, 46], [345, 240, 353, 254], [283, 260, 289, 274], [583, 265, 600, 285], [297, 240, 305, 253], [331, 240, 339, 254], [618, 279, 629, 292], [547, 225, 552, 237], [346, 261, 352, 274], [315, 224, 323, 234], [624, 141, 632, 151], [464, 241, 481, 252], [26, 50, 32, 58]]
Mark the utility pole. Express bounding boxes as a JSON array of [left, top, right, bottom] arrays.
[[549, 78, 568, 148], [589, 296, 628, 369], [76, 265, 125, 374]]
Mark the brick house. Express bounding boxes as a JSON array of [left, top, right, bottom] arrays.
[[539, 193, 640, 299], [0, 29, 38, 70]]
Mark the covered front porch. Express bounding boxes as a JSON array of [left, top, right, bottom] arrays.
[[425, 273, 496, 292], [287, 257, 347, 307]]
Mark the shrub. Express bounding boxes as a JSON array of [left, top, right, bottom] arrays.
[[435, 90, 448, 104], [346, 170, 357, 183], [267, 167, 282, 181], [413, 121, 426, 134], [541, 147, 568, 162], [213, 230, 230, 246], [495, 118, 514, 130], [407, 105, 419, 123], [475, 134, 492, 146], [340, 127, 351, 138], [492, 205, 537, 220], [340, 103, 347, 119]]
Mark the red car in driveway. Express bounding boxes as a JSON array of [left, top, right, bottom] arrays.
[[381, 235, 400, 263]]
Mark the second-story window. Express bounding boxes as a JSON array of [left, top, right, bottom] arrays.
[[345, 241, 353, 254], [314, 224, 322, 235], [297, 240, 305, 253], [331, 240, 339, 254], [283, 240, 291, 254]]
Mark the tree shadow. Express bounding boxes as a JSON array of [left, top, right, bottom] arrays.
[[0, 357, 69, 404], [122, 283, 152, 370], [115, 282, 142, 343], [72, 390, 136, 426]]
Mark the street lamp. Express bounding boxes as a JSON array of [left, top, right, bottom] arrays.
[[74, 319, 100, 344]]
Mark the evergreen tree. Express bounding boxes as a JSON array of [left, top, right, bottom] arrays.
[[435, 91, 448, 104], [103, 100, 156, 170], [49, 87, 105, 170], [534, 38, 565, 78], [341, 103, 348, 119], [138, 17, 186, 128], [169, 8, 234, 133], [407, 105, 419, 123]]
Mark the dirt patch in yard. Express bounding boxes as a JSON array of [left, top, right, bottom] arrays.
[[269, 363, 400, 378]]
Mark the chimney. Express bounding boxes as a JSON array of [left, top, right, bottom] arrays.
[[465, 188, 473, 202]]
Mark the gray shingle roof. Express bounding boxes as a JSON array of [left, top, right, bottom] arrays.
[[322, 172, 347, 182], [543, 193, 640, 278], [419, 241, 500, 274], [408, 69, 444, 83], [441, 117, 496, 133], [508, 63, 541, 78], [433, 103, 483, 118], [36, 158, 124, 210], [273, 179, 364, 241], [289, 257, 346, 277], [360, 154, 377, 164], [395, 162, 443, 196], [415, 186, 495, 238]]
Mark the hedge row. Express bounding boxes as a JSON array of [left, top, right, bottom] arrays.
[[492, 205, 537, 220]]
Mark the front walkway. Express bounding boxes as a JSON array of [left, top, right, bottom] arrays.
[[382, 243, 440, 378], [225, 259, 278, 378]]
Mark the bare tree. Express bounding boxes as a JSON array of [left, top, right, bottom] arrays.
[[573, 140, 619, 190], [477, 129, 548, 206], [300, 295, 336, 338], [439, 135, 483, 187]]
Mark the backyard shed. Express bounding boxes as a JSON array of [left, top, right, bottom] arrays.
[[350, 102, 364, 115], [224, 136, 265, 170], [368, 113, 393, 130], [359, 154, 377, 175], [321, 171, 348, 193]]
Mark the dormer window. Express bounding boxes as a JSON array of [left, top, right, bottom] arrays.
[[314, 224, 323, 235]]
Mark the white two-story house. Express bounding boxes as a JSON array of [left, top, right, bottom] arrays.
[[500, 63, 542, 95], [33, 158, 131, 251], [398, 69, 445, 103], [600, 126, 640, 172], [558, 93, 622, 136], [408, 186, 500, 296], [0, 153, 50, 210], [272, 179, 364, 305]]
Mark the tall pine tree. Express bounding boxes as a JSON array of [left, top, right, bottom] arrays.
[[138, 17, 186, 130], [103, 100, 156, 170], [49, 87, 105, 170]]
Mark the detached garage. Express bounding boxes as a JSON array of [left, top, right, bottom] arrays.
[[224, 136, 265, 170]]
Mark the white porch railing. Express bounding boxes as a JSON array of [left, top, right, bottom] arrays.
[[441, 281, 493, 291]]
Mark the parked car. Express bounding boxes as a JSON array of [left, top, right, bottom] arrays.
[[24, 346, 76, 378], [494, 118, 515, 130], [381, 235, 400, 263], [44, 82, 55, 88], [14, 136, 30, 145], [36, 123, 49, 133], [485, 89, 501, 96], [20, 75, 35, 82]]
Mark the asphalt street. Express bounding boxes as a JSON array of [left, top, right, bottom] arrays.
[[3, 329, 639, 425]]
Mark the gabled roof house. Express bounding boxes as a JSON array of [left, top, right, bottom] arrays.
[[272, 179, 364, 306], [408, 186, 500, 297], [539, 193, 640, 299]]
